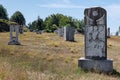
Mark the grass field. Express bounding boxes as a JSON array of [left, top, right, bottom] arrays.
[[0, 32, 120, 80]]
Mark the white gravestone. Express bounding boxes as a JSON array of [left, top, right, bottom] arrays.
[[78, 7, 113, 73], [8, 24, 20, 45]]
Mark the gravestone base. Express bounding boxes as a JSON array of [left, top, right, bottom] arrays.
[[8, 41, 20, 45], [78, 57, 113, 73], [8, 37, 20, 45]]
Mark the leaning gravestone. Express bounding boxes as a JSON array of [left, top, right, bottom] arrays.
[[78, 7, 113, 73], [107, 27, 110, 38], [64, 27, 75, 41], [8, 24, 21, 45], [58, 27, 64, 37]]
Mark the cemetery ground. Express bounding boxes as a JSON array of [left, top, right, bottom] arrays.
[[0, 32, 120, 80]]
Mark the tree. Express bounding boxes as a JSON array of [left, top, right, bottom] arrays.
[[73, 19, 85, 34], [10, 11, 26, 25], [28, 16, 44, 31], [0, 4, 8, 20], [44, 13, 76, 32], [36, 16, 44, 30]]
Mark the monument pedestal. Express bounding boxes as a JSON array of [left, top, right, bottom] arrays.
[[78, 57, 113, 73], [8, 40, 20, 45]]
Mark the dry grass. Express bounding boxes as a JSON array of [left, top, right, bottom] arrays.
[[0, 32, 120, 80]]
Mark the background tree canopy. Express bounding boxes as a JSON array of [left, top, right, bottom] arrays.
[[28, 16, 44, 32], [0, 4, 85, 33], [10, 11, 26, 25], [0, 4, 8, 20], [28, 13, 85, 33]]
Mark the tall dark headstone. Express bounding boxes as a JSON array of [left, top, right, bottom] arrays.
[[78, 7, 113, 73], [64, 27, 75, 41], [107, 27, 110, 38]]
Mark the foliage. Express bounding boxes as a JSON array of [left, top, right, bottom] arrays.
[[73, 19, 85, 34], [44, 14, 73, 32], [0, 19, 9, 32], [0, 4, 8, 20], [0, 19, 18, 32], [28, 16, 43, 31], [10, 11, 26, 25]]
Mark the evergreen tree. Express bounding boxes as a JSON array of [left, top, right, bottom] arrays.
[[10, 11, 26, 25], [0, 4, 8, 20]]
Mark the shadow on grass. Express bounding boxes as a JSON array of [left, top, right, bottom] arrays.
[[109, 69, 120, 77], [78, 68, 120, 78], [66, 40, 77, 43]]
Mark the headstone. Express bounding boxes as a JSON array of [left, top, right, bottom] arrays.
[[8, 24, 20, 45], [107, 27, 110, 38], [115, 31, 119, 36], [64, 27, 75, 41], [19, 25, 24, 34], [54, 30, 58, 34], [78, 7, 113, 73], [36, 30, 42, 34], [58, 28, 64, 37]]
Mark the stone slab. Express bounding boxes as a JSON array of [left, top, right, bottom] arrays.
[[64, 27, 75, 41], [84, 7, 107, 59], [78, 57, 113, 73]]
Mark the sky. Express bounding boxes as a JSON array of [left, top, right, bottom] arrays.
[[1, 0, 120, 34]]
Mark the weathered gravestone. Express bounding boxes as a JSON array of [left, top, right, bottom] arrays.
[[19, 25, 24, 34], [8, 24, 20, 45], [78, 7, 113, 73], [58, 27, 64, 37], [64, 27, 75, 41], [107, 27, 110, 38], [115, 31, 119, 36]]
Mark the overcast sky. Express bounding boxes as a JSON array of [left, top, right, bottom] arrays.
[[1, 0, 120, 34]]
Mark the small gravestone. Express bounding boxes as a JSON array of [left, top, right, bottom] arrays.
[[58, 27, 64, 37], [54, 30, 58, 34], [78, 7, 113, 73], [36, 30, 42, 34], [64, 27, 75, 41], [19, 25, 24, 34], [115, 31, 119, 36], [107, 27, 110, 38], [8, 24, 20, 45]]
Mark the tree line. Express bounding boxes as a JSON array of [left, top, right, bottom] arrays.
[[28, 14, 85, 33], [0, 4, 84, 33]]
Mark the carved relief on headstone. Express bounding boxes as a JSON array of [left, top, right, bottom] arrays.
[[84, 7, 107, 60], [8, 24, 20, 45]]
